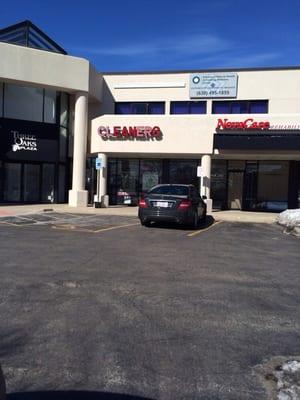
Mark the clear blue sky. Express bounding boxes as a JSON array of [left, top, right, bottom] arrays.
[[1, 0, 300, 72]]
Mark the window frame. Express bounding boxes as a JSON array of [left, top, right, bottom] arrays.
[[115, 101, 165, 115], [212, 100, 269, 114]]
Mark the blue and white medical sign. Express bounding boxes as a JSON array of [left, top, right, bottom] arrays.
[[189, 73, 238, 98], [95, 158, 102, 170]]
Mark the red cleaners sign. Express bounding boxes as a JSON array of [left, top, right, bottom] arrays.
[[98, 126, 162, 140], [216, 118, 270, 131]]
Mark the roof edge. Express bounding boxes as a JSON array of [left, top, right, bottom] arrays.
[[102, 65, 300, 76]]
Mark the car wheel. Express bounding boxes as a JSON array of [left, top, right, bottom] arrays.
[[192, 211, 198, 229], [200, 207, 207, 222], [141, 220, 151, 227]]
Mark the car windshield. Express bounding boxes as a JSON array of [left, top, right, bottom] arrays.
[[148, 185, 189, 196]]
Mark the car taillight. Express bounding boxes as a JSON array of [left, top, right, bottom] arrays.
[[139, 199, 148, 208], [177, 199, 192, 209]]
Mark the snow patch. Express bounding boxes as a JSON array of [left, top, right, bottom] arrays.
[[275, 360, 300, 400], [277, 209, 300, 237]]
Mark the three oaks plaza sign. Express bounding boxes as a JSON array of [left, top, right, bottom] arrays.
[[98, 126, 162, 140]]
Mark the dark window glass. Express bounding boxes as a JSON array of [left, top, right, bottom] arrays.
[[115, 103, 131, 114], [149, 185, 189, 196], [171, 102, 189, 114], [140, 160, 163, 192], [0, 27, 26, 45], [115, 102, 165, 114], [231, 101, 248, 114], [212, 101, 231, 114], [256, 161, 289, 211], [190, 101, 206, 114], [24, 164, 40, 202], [3, 163, 21, 202], [249, 100, 268, 113], [171, 101, 206, 114], [211, 160, 227, 210], [169, 160, 198, 187], [212, 100, 268, 114], [131, 103, 147, 114], [148, 102, 165, 114]]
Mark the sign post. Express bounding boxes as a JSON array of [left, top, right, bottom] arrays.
[[95, 157, 102, 208]]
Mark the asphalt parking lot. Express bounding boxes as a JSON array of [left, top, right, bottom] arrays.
[[0, 214, 299, 400]]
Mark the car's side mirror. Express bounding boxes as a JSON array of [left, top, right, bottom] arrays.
[[202, 195, 207, 200]]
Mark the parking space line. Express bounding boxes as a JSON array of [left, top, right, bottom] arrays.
[[51, 222, 139, 233], [187, 221, 222, 237], [93, 222, 140, 233], [0, 220, 36, 227]]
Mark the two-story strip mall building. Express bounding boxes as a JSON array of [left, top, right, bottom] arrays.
[[1, 21, 300, 212]]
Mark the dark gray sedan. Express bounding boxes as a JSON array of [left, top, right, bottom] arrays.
[[138, 184, 207, 228]]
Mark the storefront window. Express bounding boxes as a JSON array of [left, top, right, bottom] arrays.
[[44, 89, 57, 124], [59, 127, 67, 161], [106, 158, 199, 206], [3, 163, 21, 202], [58, 165, 66, 203], [60, 92, 69, 127], [117, 159, 139, 204], [4, 83, 43, 122], [42, 164, 55, 203], [211, 160, 227, 209], [256, 161, 289, 211], [169, 160, 198, 187], [24, 164, 40, 202], [140, 160, 162, 193]]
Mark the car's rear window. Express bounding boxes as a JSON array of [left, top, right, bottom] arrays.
[[149, 185, 189, 196]]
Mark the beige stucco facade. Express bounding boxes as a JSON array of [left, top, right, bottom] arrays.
[[91, 69, 300, 159], [0, 25, 299, 210]]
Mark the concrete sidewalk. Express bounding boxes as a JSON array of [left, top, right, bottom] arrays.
[[0, 203, 279, 224]]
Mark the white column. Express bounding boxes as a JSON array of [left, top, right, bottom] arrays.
[[200, 154, 213, 212], [69, 92, 88, 207], [98, 153, 108, 207]]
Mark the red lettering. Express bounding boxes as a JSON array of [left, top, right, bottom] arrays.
[[98, 126, 107, 136], [216, 119, 270, 131], [129, 126, 137, 137], [136, 127, 145, 137], [113, 126, 121, 137], [217, 119, 227, 129], [244, 119, 254, 128], [98, 126, 162, 140], [144, 126, 152, 137], [151, 126, 162, 137], [121, 126, 129, 137]]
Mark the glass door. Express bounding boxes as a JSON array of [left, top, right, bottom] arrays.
[[42, 163, 55, 203], [24, 164, 40, 202], [140, 160, 162, 196], [228, 171, 244, 210], [243, 162, 258, 210], [3, 163, 22, 202], [117, 159, 139, 205]]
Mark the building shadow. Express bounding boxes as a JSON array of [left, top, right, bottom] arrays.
[[8, 391, 155, 400]]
